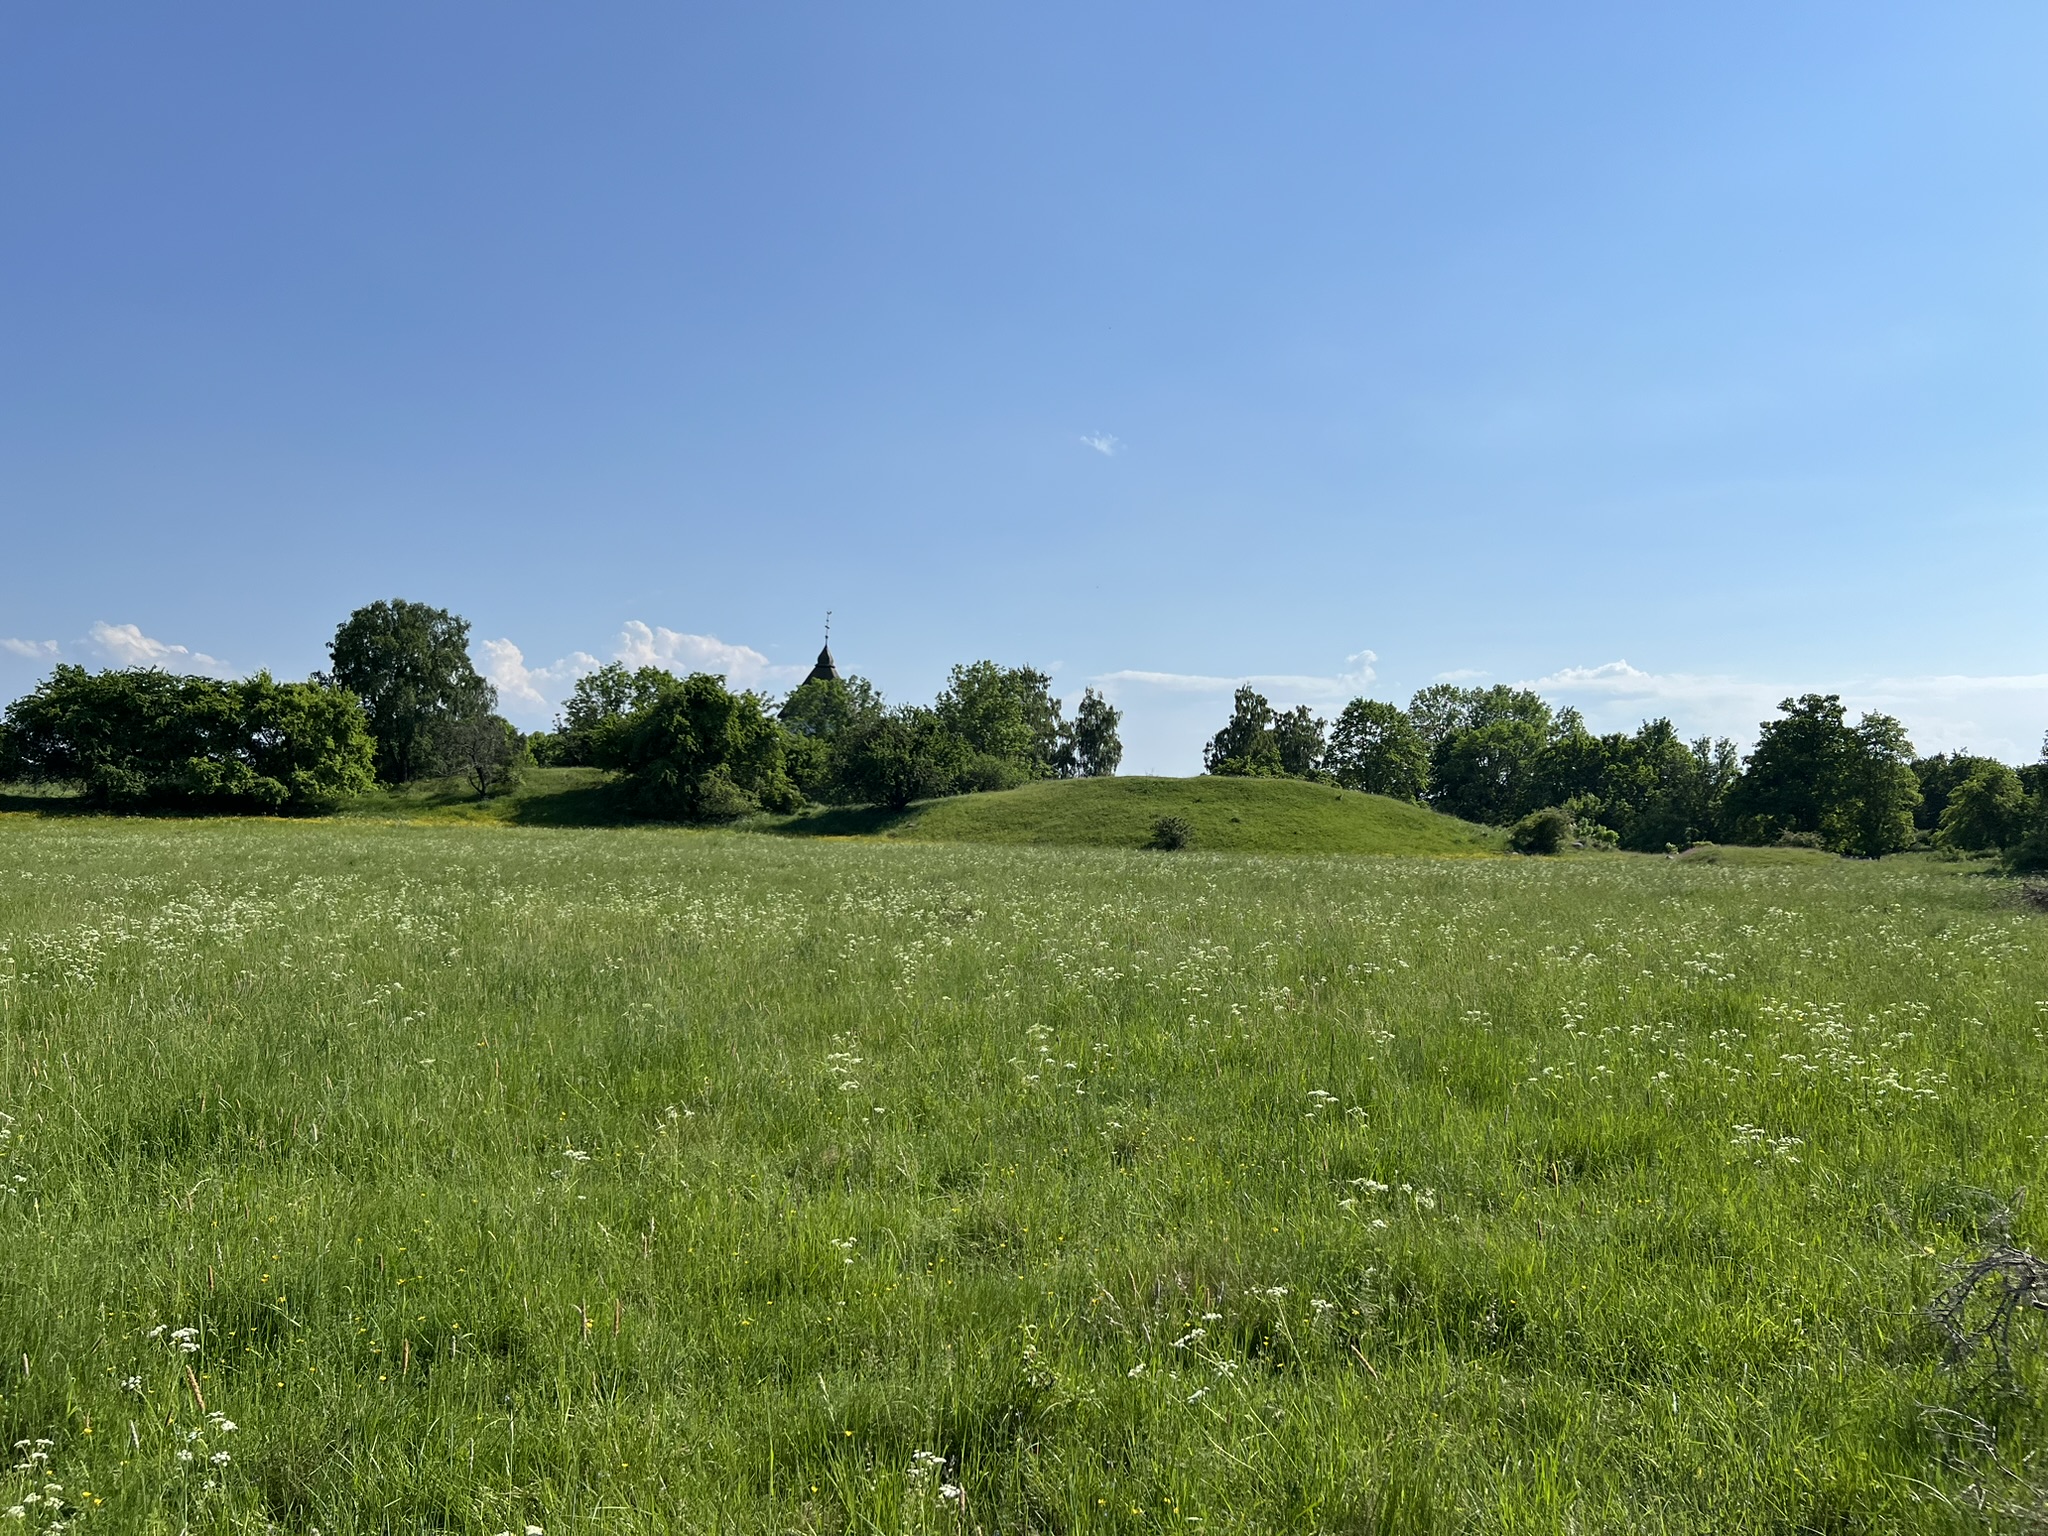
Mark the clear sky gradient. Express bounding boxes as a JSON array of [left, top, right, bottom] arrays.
[[4, 5, 2045, 770]]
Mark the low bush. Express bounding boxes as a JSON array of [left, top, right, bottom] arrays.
[[1149, 814, 1194, 850], [1508, 806, 1571, 855]]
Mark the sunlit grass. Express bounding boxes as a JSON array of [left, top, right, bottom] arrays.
[[0, 820, 2043, 1532]]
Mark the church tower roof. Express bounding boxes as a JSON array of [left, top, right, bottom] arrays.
[[801, 645, 840, 687]]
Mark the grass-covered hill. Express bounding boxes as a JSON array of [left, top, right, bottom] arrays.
[[321, 768, 1504, 856], [864, 773, 1501, 855]]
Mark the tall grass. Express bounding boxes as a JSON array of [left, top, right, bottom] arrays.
[[0, 820, 2043, 1532]]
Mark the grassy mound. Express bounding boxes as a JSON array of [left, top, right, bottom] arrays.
[[878, 774, 1500, 855]]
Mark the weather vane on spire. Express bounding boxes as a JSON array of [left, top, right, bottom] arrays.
[[790, 612, 841, 697]]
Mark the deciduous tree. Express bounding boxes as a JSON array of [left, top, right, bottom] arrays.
[[1326, 698, 1429, 800], [326, 600, 493, 783]]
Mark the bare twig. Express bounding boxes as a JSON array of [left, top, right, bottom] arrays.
[[1928, 1193, 2048, 1390]]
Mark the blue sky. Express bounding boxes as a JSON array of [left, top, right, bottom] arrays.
[[4, 4, 2045, 771]]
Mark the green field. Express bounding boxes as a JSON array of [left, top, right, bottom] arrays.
[[1, 818, 2045, 1533]]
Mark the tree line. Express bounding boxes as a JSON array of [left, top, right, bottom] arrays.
[[0, 599, 1124, 820], [1202, 681, 2048, 868], [534, 657, 1122, 817]]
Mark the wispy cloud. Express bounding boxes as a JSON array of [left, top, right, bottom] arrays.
[[1432, 668, 1487, 683], [1526, 658, 2048, 761], [1079, 432, 1121, 457], [87, 621, 229, 673], [477, 621, 810, 724], [1096, 650, 1378, 704], [1, 638, 59, 660]]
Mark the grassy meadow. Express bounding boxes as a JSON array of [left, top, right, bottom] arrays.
[[0, 815, 2045, 1532]]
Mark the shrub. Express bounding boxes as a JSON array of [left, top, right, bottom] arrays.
[[0, 665, 375, 814], [1149, 815, 1194, 851], [835, 708, 970, 810], [2009, 828, 2048, 875], [1508, 807, 1571, 855], [590, 671, 800, 821]]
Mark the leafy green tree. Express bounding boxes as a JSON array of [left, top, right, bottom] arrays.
[[1725, 696, 1920, 854], [1404, 684, 1469, 753], [1935, 762, 2028, 852], [1724, 695, 1855, 842], [237, 673, 380, 810], [779, 674, 884, 741], [0, 665, 373, 812], [540, 663, 647, 767], [1911, 752, 2007, 832], [1325, 698, 1430, 800], [934, 662, 1065, 778], [1429, 717, 1548, 824], [1203, 686, 1283, 776], [1062, 688, 1123, 778], [1407, 684, 1555, 824], [326, 600, 494, 783], [1271, 705, 1326, 779], [589, 671, 799, 821], [1539, 718, 1739, 851], [836, 706, 972, 809], [433, 711, 526, 799], [1822, 712, 1921, 858], [779, 673, 887, 802], [1408, 684, 1552, 746]]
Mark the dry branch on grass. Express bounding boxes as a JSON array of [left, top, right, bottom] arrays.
[[1928, 1197, 2048, 1390]]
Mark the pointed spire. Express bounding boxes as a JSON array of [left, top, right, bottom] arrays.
[[799, 611, 840, 687]]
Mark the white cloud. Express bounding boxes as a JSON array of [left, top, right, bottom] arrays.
[[1, 638, 59, 660], [1080, 432, 1121, 457], [87, 621, 228, 673], [1526, 658, 2048, 762], [479, 638, 600, 713], [1095, 649, 1377, 704], [472, 621, 809, 725], [1432, 668, 1487, 683], [614, 621, 808, 690]]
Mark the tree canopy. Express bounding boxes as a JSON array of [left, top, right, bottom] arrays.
[[326, 599, 495, 783], [0, 666, 374, 813]]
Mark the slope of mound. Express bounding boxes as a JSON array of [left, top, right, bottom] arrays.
[[886, 775, 1501, 856]]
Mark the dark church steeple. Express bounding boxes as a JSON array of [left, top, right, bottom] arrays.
[[800, 645, 840, 687], [797, 611, 839, 688]]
